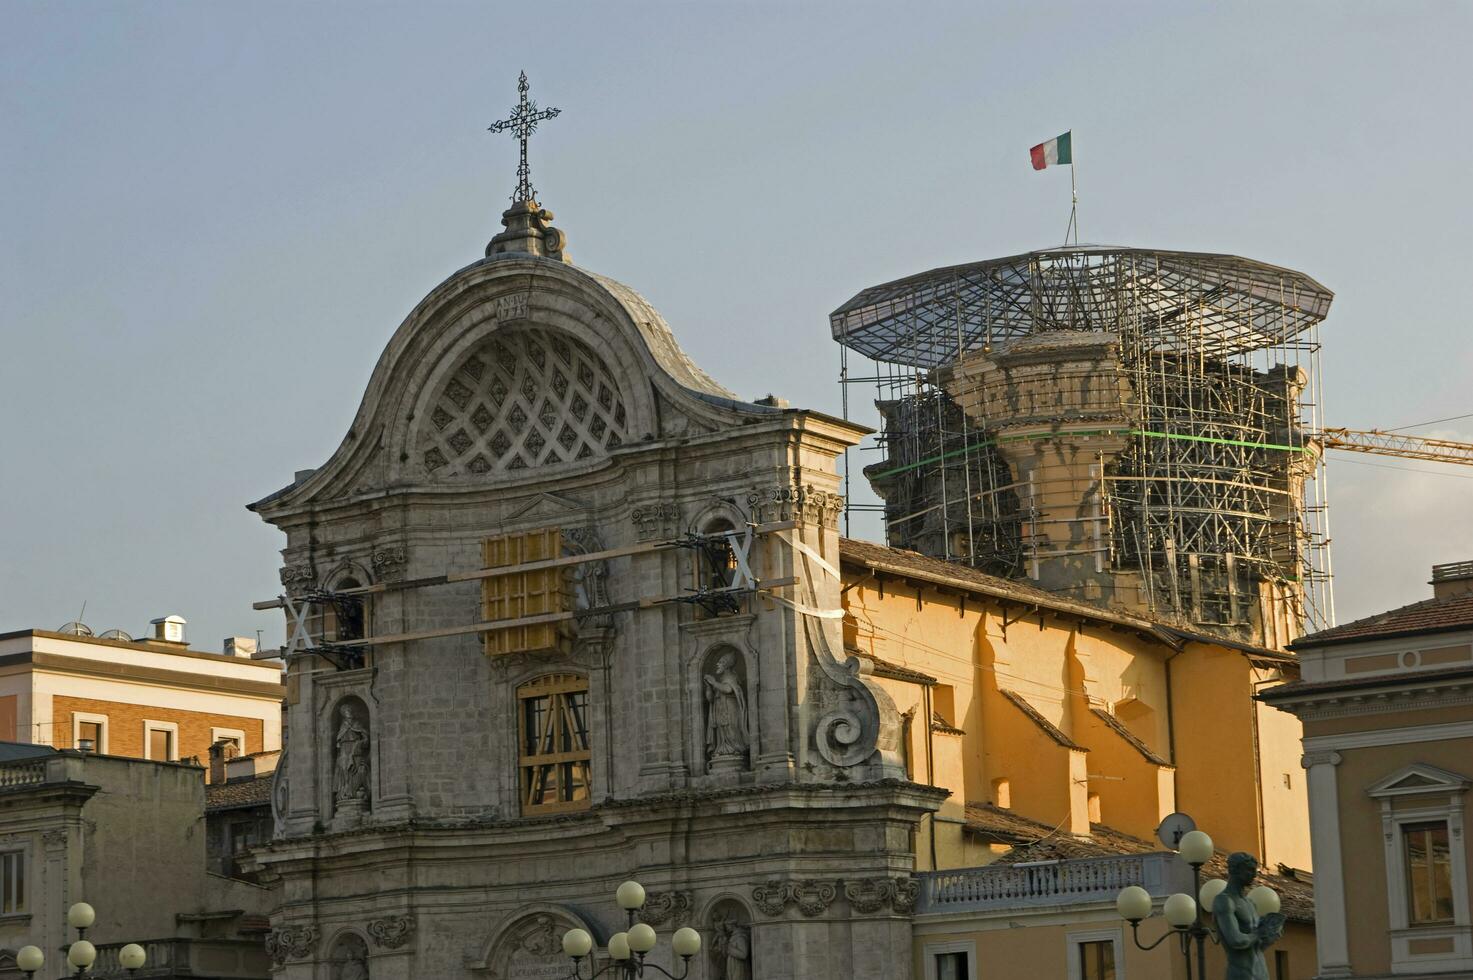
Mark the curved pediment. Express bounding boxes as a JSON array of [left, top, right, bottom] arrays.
[[250, 251, 777, 514]]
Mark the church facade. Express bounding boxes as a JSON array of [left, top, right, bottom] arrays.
[[248, 200, 944, 980]]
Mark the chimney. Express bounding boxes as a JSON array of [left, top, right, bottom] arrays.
[[208, 738, 239, 784], [149, 614, 188, 645], [1432, 561, 1473, 601], [223, 636, 258, 658]]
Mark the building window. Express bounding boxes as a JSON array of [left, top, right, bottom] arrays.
[[143, 721, 179, 762], [0, 851, 23, 914], [1078, 940, 1116, 980], [72, 713, 108, 754], [211, 728, 246, 756], [922, 942, 975, 980], [517, 674, 591, 815], [1067, 930, 1124, 980], [1274, 949, 1291, 979], [935, 952, 967, 980], [1404, 821, 1455, 924]]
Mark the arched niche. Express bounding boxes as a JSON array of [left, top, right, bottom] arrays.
[[698, 645, 752, 775], [703, 898, 753, 980], [475, 904, 600, 980], [327, 694, 372, 824], [327, 932, 369, 980]]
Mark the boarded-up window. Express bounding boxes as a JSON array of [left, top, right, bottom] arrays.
[[148, 727, 175, 761], [517, 673, 591, 815], [483, 528, 570, 657]]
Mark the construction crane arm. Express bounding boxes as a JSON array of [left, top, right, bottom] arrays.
[[1320, 428, 1473, 466]]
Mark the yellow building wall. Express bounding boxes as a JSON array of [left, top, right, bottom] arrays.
[[914, 918, 1317, 980], [845, 571, 1309, 870]]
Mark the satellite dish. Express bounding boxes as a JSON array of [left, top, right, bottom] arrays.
[[98, 629, 134, 642], [1157, 812, 1197, 850], [57, 621, 94, 637]]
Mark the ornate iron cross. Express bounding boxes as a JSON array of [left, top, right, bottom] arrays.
[[488, 71, 561, 204]]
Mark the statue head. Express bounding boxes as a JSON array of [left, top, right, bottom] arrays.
[[1227, 851, 1258, 888], [715, 651, 736, 674]]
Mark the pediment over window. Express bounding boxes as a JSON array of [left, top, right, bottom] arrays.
[[1367, 763, 1471, 799], [415, 328, 629, 479]]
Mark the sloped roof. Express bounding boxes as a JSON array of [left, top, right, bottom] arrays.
[[999, 690, 1084, 751], [962, 802, 1314, 921], [206, 774, 273, 813], [1291, 591, 1473, 648], [1091, 708, 1172, 767], [583, 271, 736, 400]]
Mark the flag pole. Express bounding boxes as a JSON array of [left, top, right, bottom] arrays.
[[1069, 141, 1078, 245]]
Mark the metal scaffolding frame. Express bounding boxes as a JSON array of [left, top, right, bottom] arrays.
[[833, 246, 1336, 640]]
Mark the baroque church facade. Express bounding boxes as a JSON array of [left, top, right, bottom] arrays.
[[249, 199, 944, 980]]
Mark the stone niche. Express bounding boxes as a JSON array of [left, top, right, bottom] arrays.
[[705, 898, 753, 980], [478, 907, 598, 980]]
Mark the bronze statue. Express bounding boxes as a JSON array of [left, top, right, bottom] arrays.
[[1212, 852, 1283, 980]]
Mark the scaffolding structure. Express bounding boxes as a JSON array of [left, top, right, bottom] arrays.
[[832, 247, 1336, 645]]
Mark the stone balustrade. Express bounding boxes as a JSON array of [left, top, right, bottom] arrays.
[[914, 851, 1192, 915]]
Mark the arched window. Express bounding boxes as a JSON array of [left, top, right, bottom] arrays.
[[517, 674, 591, 815], [701, 520, 739, 591]]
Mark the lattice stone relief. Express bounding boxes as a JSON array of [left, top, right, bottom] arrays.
[[418, 328, 629, 478]]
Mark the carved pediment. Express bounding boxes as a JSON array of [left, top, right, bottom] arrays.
[[1367, 763, 1471, 799], [416, 328, 628, 480]]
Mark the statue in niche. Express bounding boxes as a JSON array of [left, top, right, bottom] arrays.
[[703, 650, 749, 769], [709, 912, 751, 980], [333, 701, 371, 809], [1213, 852, 1283, 980], [331, 935, 369, 980]]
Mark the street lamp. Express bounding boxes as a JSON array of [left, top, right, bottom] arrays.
[[1116, 829, 1218, 980], [560, 880, 702, 979], [17, 902, 148, 979]]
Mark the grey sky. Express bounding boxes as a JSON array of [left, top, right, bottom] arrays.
[[3, 2, 1470, 649]]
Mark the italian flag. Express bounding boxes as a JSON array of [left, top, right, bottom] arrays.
[[1030, 132, 1072, 170]]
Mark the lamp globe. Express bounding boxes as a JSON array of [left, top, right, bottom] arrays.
[[1115, 885, 1153, 922], [1200, 878, 1228, 911], [616, 880, 646, 911], [627, 922, 657, 953], [608, 933, 631, 961], [672, 927, 702, 958], [118, 944, 147, 970], [15, 946, 43, 974], [562, 928, 593, 959], [1177, 830, 1214, 866], [68, 902, 97, 929], [67, 940, 98, 969], [1248, 885, 1281, 916], [1163, 893, 1198, 928]]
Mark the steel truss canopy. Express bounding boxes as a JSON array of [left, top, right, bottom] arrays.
[[830, 246, 1335, 369]]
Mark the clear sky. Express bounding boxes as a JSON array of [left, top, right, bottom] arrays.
[[3, 1, 1470, 649]]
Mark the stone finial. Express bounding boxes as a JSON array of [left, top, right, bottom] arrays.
[[486, 201, 570, 263]]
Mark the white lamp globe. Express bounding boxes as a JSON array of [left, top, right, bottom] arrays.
[[616, 880, 647, 911], [15, 946, 43, 974], [1163, 893, 1198, 929], [68, 902, 97, 929], [118, 944, 147, 970], [1116, 885, 1153, 922], [67, 940, 98, 969], [608, 933, 631, 961], [627, 923, 657, 953], [562, 929, 593, 959], [672, 927, 702, 958], [1200, 878, 1228, 911], [1249, 885, 1281, 916], [1177, 830, 1214, 866]]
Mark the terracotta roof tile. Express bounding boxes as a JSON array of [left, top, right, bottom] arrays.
[[1091, 708, 1172, 766], [206, 774, 273, 812], [1292, 591, 1473, 648], [999, 690, 1084, 751], [962, 802, 1314, 921]]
